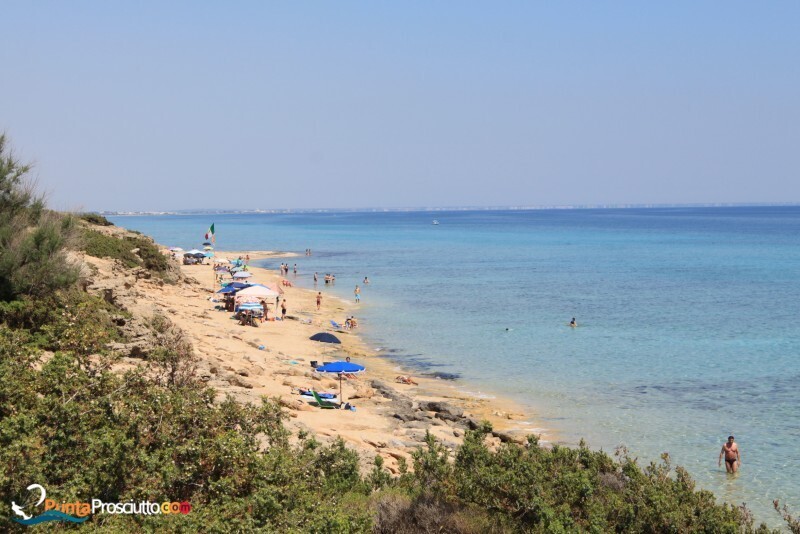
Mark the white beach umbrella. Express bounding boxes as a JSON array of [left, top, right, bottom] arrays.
[[232, 271, 252, 279], [236, 285, 279, 299]]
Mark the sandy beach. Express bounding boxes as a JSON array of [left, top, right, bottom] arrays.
[[83, 233, 552, 474]]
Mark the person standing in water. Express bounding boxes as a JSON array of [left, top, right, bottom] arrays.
[[569, 317, 577, 327], [354, 285, 361, 303], [718, 435, 741, 473]]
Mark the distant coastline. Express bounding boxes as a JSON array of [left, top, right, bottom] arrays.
[[101, 202, 800, 216]]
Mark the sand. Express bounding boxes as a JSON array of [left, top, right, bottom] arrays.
[[85, 243, 553, 474]]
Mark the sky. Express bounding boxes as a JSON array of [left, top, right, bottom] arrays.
[[1, 1, 799, 212]]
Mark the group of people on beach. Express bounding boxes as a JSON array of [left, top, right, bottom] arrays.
[[279, 263, 296, 276]]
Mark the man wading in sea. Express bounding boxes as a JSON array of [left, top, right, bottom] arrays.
[[718, 435, 741, 473]]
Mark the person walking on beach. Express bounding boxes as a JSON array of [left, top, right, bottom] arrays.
[[281, 300, 287, 319], [293, 263, 297, 275], [354, 285, 360, 303], [719, 435, 741, 473], [261, 300, 268, 322], [316, 292, 322, 311]]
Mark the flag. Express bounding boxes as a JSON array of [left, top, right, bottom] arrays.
[[204, 223, 215, 243]]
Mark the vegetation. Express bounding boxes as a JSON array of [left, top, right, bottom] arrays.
[[80, 228, 170, 274], [78, 212, 114, 226], [0, 133, 794, 531], [0, 134, 80, 300]]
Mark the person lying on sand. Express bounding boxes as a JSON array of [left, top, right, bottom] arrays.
[[395, 375, 418, 385]]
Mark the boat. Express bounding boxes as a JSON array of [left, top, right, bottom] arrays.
[[432, 219, 439, 225]]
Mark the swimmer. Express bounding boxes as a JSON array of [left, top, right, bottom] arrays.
[[718, 435, 741, 473], [569, 317, 577, 328]]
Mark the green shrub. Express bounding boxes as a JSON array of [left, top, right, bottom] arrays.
[[0, 136, 80, 300], [128, 235, 169, 273], [81, 230, 170, 274], [78, 212, 114, 226], [80, 229, 140, 268]]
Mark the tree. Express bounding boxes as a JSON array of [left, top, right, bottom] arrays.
[[0, 134, 79, 300]]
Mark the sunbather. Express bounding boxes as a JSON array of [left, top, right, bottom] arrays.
[[395, 375, 418, 385]]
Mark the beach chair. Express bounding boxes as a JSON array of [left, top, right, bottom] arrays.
[[312, 390, 339, 409], [330, 320, 347, 331]]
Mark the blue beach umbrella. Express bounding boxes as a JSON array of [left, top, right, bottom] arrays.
[[216, 282, 251, 294], [310, 332, 341, 344], [315, 361, 365, 374], [315, 360, 366, 403]]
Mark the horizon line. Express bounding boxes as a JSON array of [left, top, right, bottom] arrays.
[[99, 202, 800, 216]]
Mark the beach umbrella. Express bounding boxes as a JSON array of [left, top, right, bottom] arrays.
[[214, 258, 230, 264], [236, 285, 279, 298], [169, 247, 184, 252], [186, 249, 203, 255], [216, 283, 251, 294], [315, 360, 366, 403], [309, 332, 341, 344], [204, 246, 214, 250], [202, 242, 213, 246], [204, 252, 214, 258], [233, 271, 252, 279], [192, 252, 207, 258]]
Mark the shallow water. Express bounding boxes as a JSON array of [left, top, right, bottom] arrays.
[[114, 206, 800, 528]]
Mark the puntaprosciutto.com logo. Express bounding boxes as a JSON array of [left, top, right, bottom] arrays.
[[11, 484, 191, 526]]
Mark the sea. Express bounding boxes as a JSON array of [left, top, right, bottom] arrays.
[[112, 206, 800, 528]]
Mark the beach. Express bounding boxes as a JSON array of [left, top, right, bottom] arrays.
[[82, 227, 549, 475]]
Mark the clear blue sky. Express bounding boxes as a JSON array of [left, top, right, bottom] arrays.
[[2, 1, 798, 211]]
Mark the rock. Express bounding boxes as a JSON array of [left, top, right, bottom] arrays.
[[435, 412, 464, 423], [403, 430, 428, 443], [392, 409, 430, 423], [237, 369, 249, 377], [464, 418, 481, 430], [453, 429, 462, 437], [492, 430, 527, 445], [401, 421, 432, 430], [225, 374, 253, 389], [103, 288, 115, 304], [350, 386, 375, 400], [418, 401, 464, 419]]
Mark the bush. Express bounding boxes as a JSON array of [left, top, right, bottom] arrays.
[[80, 229, 140, 268], [81, 230, 171, 274], [0, 135, 80, 301], [78, 212, 114, 226]]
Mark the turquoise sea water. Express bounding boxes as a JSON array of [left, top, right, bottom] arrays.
[[113, 207, 800, 527]]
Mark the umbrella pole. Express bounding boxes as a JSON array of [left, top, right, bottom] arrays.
[[340, 373, 344, 405]]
